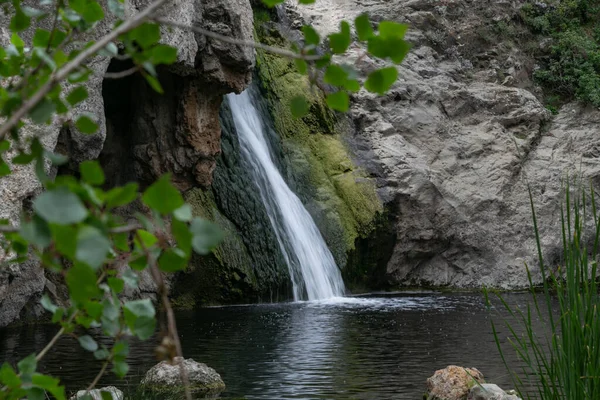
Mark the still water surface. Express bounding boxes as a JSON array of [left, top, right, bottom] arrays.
[[0, 292, 539, 399]]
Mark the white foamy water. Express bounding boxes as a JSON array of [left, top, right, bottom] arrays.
[[227, 90, 345, 301]]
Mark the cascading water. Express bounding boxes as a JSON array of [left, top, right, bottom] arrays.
[[227, 90, 345, 301]]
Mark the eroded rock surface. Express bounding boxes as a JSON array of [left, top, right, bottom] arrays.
[[292, 0, 600, 288]]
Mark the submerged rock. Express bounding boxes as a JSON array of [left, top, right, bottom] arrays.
[[468, 383, 521, 400], [140, 357, 226, 398], [70, 386, 123, 400], [426, 365, 485, 400]]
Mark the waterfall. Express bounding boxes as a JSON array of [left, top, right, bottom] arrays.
[[226, 90, 346, 301]]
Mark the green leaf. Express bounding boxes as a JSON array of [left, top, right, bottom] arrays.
[[290, 96, 309, 118], [34, 188, 88, 225], [158, 248, 188, 272], [100, 42, 118, 58], [45, 150, 68, 166], [75, 114, 99, 134], [29, 99, 56, 124], [328, 21, 351, 54], [40, 294, 58, 313], [324, 64, 348, 86], [101, 392, 114, 400], [123, 299, 155, 320], [33, 29, 51, 47], [34, 48, 57, 70], [18, 354, 37, 375], [11, 33, 25, 50], [294, 58, 308, 74], [355, 14, 374, 41], [76, 226, 110, 270], [107, 0, 124, 18], [326, 91, 350, 112], [151, 45, 178, 65], [121, 271, 138, 290], [112, 361, 129, 378], [66, 86, 88, 106], [130, 23, 160, 48], [80, 160, 105, 186], [66, 263, 101, 304], [107, 277, 124, 294], [190, 218, 223, 255], [128, 255, 148, 271], [20, 216, 52, 248], [142, 174, 184, 214], [135, 230, 158, 249], [31, 374, 65, 400], [378, 21, 408, 39], [84, 300, 103, 319], [261, 0, 284, 6], [133, 316, 155, 340], [51, 224, 78, 258], [364, 67, 398, 95], [10, 8, 30, 32], [78, 335, 98, 352], [173, 204, 192, 222], [123, 299, 155, 339], [144, 74, 163, 94], [94, 348, 110, 360], [105, 183, 138, 209], [0, 363, 21, 388], [298, 0, 315, 3], [302, 26, 320, 46], [172, 218, 192, 256], [81, 0, 104, 23]]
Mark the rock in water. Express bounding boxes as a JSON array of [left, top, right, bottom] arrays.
[[70, 386, 123, 400], [468, 383, 522, 400], [426, 365, 485, 400], [141, 357, 226, 398]]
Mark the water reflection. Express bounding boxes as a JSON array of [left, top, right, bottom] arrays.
[[0, 293, 543, 399]]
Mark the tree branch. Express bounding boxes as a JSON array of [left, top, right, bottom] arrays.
[[0, 223, 141, 234], [104, 66, 141, 79], [154, 17, 323, 61], [0, 0, 168, 140]]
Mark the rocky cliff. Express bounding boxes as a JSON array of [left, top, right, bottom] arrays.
[[0, 0, 256, 325], [292, 0, 600, 288]]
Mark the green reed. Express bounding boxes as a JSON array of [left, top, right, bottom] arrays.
[[487, 181, 600, 399]]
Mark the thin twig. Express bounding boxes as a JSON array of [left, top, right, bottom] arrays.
[[104, 66, 140, 79], [85, 358, 111, 392], [154, 17, 323, 61], [0, 0, 169, 140], [136, 231, 192, 400], [0, 223, 142, 234]]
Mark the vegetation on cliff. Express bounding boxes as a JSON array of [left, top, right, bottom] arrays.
[[521, 0, 600, 106]]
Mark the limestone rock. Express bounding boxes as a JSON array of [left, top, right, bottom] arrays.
[[141, 357, 226, 398], [426, 365, 485, 400], [468, 384, 521, 400], [70, 386, 124, 400]]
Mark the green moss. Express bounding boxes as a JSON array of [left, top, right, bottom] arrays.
[[253, 14, 383, 267]]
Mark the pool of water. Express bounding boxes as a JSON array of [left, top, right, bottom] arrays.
[[0, 292, 542, 399]]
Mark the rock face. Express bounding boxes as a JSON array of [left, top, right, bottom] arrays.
[[140, 357, 226, 398], [292, 0, 600, 288], [0, 0, 254, 326], [70, 386, 124, 400], [426, 365, 485, 400]]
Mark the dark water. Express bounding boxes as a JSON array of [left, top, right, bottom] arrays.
[[0, 292, 541, 399]]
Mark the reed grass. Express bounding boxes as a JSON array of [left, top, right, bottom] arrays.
[[487, 181, 600, 399]]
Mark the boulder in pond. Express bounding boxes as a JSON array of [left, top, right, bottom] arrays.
[[468, 383, 521, 400], [69, 386, 123, 400], [426, 365, 485, 400], [140, 357, 225, 398]]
